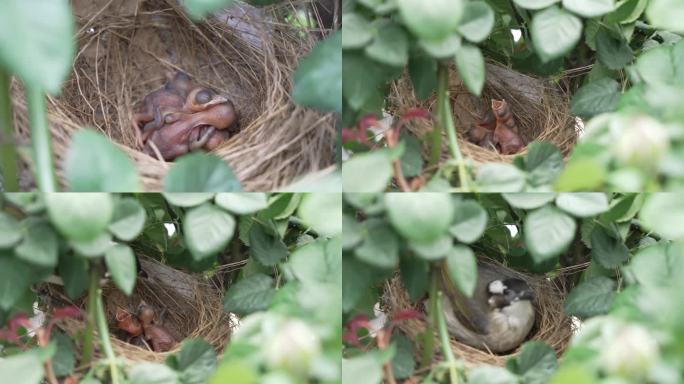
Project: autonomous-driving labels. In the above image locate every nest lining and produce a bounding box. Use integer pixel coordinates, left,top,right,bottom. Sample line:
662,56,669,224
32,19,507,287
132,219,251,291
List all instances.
383,259,574,368
51,257,233,363
11,0,336,191
389,62,579,164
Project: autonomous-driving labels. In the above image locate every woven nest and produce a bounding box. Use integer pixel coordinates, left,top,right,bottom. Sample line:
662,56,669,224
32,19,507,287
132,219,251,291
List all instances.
11,0,335,191
383,259,574,368
389,62,579,164
49,257,233,363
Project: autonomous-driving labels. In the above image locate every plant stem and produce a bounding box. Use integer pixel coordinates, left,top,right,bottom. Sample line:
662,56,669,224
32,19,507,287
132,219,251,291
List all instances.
26,85,57,192
81,266,99,364
420,268,438,369
0,68,19,191
429,74,445,167
436,64,471,191
436,290,460,384
95,283,120,384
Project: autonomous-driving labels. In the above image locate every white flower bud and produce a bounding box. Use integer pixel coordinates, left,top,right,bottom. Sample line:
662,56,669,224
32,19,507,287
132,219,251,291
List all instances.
264,319,321,377
600,324,659,378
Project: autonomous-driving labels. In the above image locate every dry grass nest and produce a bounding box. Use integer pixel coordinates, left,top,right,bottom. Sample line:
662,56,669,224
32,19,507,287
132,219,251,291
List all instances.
11,0,336,191
382,258,574,369
389,62,580,164
47,257,233,363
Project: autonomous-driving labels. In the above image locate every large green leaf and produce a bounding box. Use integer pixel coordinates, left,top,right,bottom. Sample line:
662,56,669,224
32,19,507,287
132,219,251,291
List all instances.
399,134,424,178
249,222,289,266
342,355,384,384
391,334,416,379
0,212,22,248
458,2,495,43
531,7,582,62
639,193,684,240
502,193,556,209
0,255,35,310
556,193,609,218
70,232,113,258
563,0,615,17
215,193,268,215
128,363,179,384
400,257,429,301
646,0,684,34
635,40,684,87
595,28,633,70
45,193,113,241
564,276,615,318
298,193,342,236
223,273,275,315
293,31,342,114
510,341,559,384
0,353,44,384
342,13,373,48
342,256,375,312
184,203,235,260
343,151,393,192
449,199,488,244
570,78,620,119
108,198,146,241
524,205,576,263
409,235,453,260
476,163,526,192
343,214,362,250
51,331,75,378
57,253,89,299
64,130,140,192
525,141,563,187
513,0,560,10
164,193,214,207
164,153,242,192
14,219,58,267
419,34,462,59
554,157,606,191
468,365,518,384
354,219,399,269
606,0,648,23
455,44,485,96
343,51,402,110
365,22,408,67
104,244,137,295
445,245,477,297
169,338,217,384
396,0,464,40
408,54,438,100
0,0,74,94
385,193,454,243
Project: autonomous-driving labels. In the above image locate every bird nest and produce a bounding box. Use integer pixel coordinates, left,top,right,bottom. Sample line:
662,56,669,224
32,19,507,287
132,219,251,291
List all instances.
389,63,579,164
10,0,336,191
48,257,233,363
382,259,574,369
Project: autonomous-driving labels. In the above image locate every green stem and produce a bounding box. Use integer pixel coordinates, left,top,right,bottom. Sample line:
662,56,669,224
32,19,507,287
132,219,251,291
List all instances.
436,290,460,384
26,85,57,192
429,71,445,167
81,267,99,364
437,64,471,191
0,68,19,191
95,283,120,384
420,268,438,369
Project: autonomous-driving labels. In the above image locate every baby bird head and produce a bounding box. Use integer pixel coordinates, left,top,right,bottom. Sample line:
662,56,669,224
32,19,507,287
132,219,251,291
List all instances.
487,278,535,308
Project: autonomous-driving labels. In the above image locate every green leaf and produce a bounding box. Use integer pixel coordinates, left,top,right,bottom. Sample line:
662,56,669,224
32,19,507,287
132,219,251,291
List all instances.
607,0,648,23
400,134,424,178
45,193,113,241
108,198,146,241
343,151,393,192
419,34,463,59
548,366,595,384
170,338,217,384
287,238,341,285
445,245,477,297
563,0,615,17
0,212,22,248
342,355,384,384
343,214,362,250
70,232,113,257
458,2,494,43
0,353,44,384
511,341,559,384
293,31,342,114
14,219,58,267
104,244,137,295
408,54,438,100
64,130,140,192
342,13,373,48
564,276,615,318
476,163,526,192
181,0,236,20
595,27,633,70
513,0,560,10
215,193,268,215
502,193,556,209
570,78,620,119
468,365,518,384
342,256,375,312
627,243,684,287
184,203,236,260
0,255,34,310
635,40,684,87
455,44,485,96
531,7,582,62
396,0,464,40
524,205,576,263
343,51,402,110
355,219,399,269
365,22,408,67
385,193,454,243
298,193,342,236
646,0,684,34
57,253,89,299
209,361,257,384
639,193,684,240
223,273,274,315
391,334,416,379
0,0,74,94
129,362,179,384
51,331,76,377
164,153,242,192
449,199,487,244
164,193,214,207
249,222,289,266
525,141,563,187
400,256,429,301
409,235,453,260
556,193,609,218
554,157,606,191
